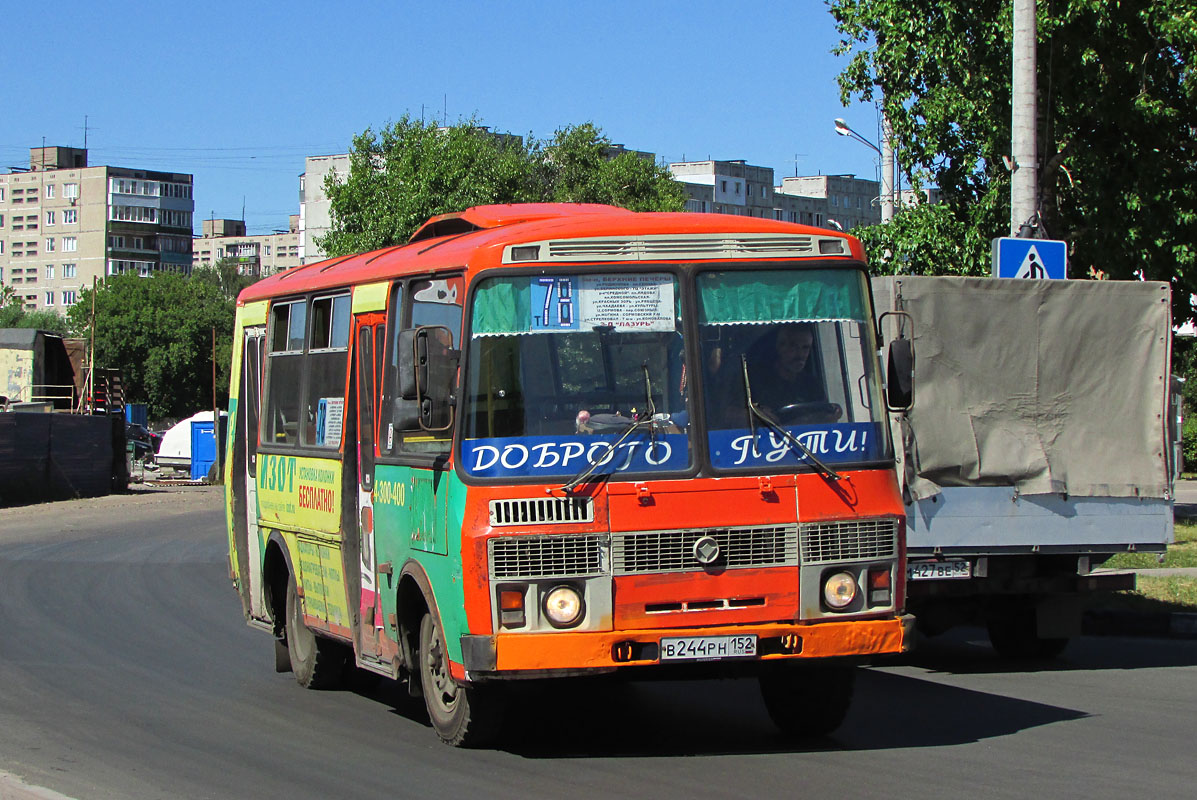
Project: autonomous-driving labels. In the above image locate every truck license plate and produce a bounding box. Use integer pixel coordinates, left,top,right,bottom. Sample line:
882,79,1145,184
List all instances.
908,560,971,580
660,634,758,662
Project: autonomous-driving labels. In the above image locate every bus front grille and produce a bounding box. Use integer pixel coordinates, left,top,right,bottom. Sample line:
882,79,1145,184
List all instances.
489,497,595,526
489,534,608,579
612,525,798,575
799,518,898,564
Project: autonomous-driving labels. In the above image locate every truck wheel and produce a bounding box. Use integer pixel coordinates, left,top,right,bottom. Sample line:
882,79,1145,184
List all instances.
418,611,504,747
759,663,856,738
986,610,1070,660
285,576,346,688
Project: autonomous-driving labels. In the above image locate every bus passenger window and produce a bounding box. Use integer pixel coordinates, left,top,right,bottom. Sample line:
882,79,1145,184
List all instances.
264,299,305,445
303,293,351,448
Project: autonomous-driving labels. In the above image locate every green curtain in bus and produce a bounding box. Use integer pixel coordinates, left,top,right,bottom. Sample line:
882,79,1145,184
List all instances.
697,269,866,324
472,280,533,335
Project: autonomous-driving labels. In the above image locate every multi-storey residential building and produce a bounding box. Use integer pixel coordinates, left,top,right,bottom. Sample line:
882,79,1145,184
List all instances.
297,154,349,264
775,174,880,231
670,160,778,218
0,146,194,313
192,215,301,278
669,160,881,231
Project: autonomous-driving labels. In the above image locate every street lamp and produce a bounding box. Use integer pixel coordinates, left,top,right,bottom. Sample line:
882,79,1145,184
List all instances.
833,117,895,223
834,118,879,154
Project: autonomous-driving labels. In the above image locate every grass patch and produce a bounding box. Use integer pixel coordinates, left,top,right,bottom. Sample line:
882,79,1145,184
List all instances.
1089,575,1197,614
1102,520,1197,569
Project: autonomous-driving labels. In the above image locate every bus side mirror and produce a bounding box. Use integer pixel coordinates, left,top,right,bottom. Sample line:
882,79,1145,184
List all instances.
409,326,459,432
878,311,914,411
886,338,914,410
398,329,419,400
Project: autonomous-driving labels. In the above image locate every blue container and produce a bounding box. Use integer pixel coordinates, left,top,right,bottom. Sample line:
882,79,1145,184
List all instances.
125,403,148,428
190,420,216,481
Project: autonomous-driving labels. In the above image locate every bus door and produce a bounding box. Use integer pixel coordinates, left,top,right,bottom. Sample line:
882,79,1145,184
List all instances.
240,326,267,618
354,313,387,660
405,277,463,559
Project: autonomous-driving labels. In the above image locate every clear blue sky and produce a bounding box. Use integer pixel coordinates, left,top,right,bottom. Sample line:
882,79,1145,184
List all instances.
0,0,881,235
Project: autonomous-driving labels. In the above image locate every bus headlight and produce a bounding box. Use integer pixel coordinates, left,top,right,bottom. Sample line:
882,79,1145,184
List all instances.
822,572,858,610
542,585,585,628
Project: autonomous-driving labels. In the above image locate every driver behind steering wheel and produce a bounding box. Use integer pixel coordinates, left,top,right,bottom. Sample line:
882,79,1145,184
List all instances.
746,323,841,424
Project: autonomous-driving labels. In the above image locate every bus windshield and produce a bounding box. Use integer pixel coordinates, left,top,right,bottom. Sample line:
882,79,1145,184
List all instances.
697,268,890,470
462,272,690,480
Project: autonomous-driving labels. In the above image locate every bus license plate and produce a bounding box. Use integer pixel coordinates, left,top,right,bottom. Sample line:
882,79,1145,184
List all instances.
660,634,757,662
908,560,971,580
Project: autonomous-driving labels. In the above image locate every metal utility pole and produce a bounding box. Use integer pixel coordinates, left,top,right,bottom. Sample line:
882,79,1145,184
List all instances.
880,113,896,223
1010,0,1038,236
835,116,894,223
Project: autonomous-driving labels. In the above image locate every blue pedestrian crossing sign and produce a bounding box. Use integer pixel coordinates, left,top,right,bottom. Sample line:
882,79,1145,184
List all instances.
991,237,1068,279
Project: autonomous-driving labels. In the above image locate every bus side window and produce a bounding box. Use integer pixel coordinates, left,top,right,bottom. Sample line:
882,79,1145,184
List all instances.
302,293,351,448
399,277,462,455
264,299,306,445
378,282,405,456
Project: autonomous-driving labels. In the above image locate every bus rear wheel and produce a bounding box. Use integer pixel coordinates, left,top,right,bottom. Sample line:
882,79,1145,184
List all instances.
758,662,856,739
418,611,504,747
285,576,345,689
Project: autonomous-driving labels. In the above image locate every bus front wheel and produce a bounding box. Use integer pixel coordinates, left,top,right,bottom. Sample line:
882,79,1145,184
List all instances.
418,611,504,747
758,662,856,739
285,576,345,689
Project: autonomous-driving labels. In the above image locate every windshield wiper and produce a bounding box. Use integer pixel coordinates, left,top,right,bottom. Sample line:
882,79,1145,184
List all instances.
740,355,843,482
560,363,660,494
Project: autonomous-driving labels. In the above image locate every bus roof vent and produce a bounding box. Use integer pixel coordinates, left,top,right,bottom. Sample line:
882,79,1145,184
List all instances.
489,497,595,526
508,233,820,263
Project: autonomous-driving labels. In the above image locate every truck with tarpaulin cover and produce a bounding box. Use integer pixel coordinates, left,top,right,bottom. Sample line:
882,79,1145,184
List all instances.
872,275,1175,657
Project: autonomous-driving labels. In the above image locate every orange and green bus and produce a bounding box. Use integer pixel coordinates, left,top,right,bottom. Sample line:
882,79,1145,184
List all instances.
224,203,913,746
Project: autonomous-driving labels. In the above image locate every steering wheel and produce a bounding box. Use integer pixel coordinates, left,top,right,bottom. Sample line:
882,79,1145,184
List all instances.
776,402,842,424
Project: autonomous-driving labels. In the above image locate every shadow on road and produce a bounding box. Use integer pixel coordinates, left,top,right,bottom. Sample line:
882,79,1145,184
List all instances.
896,627,1197,676
348,664,1086,758
338,629,1197,757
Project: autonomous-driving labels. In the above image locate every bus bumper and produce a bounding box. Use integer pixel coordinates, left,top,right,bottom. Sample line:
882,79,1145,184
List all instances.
459,614,914,679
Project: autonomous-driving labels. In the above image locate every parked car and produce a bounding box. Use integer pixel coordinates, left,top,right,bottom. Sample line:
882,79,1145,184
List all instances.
126,423,162,461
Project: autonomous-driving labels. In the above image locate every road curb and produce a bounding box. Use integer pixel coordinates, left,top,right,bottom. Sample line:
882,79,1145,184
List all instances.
1083,610,1197,639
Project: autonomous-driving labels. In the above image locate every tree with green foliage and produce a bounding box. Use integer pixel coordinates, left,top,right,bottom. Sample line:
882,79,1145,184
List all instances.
66,273,235,420
192,257,258,302
0,285,70,335
830,0,1197,319
318,118,686,256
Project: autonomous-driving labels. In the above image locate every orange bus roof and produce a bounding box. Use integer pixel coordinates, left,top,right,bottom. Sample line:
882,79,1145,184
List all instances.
237,203,864,305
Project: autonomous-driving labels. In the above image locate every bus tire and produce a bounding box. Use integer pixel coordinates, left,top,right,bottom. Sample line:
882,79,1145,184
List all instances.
418,611,504,747
759,662,855,738
986,609,1070,660
285,576,345,689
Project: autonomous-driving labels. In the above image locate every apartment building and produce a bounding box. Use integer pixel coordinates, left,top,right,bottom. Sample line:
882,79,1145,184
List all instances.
670,160,778,218
297,154,349,264
775,174,881,231
0,146,194,313
192,216,301,278
669,160,882,231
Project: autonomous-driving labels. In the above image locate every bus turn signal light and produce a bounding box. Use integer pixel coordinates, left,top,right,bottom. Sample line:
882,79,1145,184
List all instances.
499,589,526,628
868,568,892,607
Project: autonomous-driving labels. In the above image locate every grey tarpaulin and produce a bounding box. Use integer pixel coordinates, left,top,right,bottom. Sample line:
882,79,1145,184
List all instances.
872,276,1171,500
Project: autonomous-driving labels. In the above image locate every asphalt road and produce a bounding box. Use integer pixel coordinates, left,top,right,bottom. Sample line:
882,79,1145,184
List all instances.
2,487,1196,800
